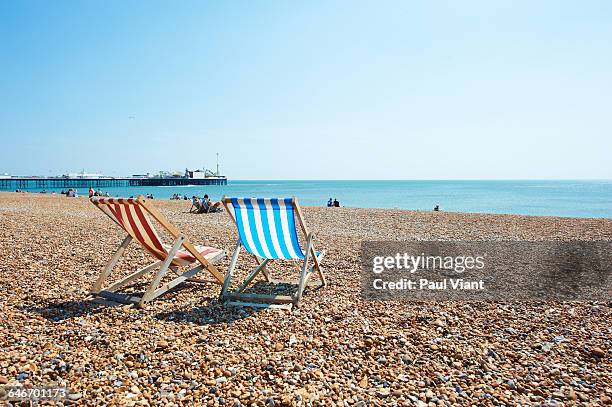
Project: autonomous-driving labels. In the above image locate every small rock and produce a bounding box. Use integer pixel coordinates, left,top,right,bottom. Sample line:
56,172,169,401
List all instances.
591,347,605,358
274,343,284,352
432,319,446,327
68,392,83,401
376,388,389,397
0,376,8,385
540,342,554,352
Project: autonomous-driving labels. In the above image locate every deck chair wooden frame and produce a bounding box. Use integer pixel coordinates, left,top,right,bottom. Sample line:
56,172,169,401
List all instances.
219,197,327,310
90,195,225,307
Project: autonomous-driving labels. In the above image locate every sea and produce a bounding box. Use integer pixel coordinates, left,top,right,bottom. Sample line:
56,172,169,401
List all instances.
12,180,612,219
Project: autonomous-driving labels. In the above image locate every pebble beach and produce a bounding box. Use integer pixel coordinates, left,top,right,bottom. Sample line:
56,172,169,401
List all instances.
0,192,610,405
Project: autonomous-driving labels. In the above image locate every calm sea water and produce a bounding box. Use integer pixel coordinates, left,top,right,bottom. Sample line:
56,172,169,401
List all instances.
13,180,612,219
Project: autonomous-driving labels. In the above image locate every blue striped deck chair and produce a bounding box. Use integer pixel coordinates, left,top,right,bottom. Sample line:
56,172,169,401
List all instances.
219,197,326,310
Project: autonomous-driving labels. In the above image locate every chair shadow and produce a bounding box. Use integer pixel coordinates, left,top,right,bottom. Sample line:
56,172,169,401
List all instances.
21,283,207,322
21,299,113,322
154,299,263,326
154,281,300,326
23,280,311,325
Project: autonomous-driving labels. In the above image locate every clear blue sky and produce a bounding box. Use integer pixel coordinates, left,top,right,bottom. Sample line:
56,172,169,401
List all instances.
1,0,610,179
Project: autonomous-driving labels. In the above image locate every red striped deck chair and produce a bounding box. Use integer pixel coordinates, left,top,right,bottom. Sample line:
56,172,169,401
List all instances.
90,195,225,307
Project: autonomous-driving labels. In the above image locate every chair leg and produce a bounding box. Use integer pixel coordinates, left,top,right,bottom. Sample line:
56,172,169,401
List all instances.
140,235,184,306
309,244,326,287
294,234,314,305
220,240,241,301
101,260,163,293
92,235,132,293
237,259,270,292
260,259,273,282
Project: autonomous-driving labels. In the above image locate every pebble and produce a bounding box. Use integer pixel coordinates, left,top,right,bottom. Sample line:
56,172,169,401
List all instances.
68,392,83,401
0,194,610,405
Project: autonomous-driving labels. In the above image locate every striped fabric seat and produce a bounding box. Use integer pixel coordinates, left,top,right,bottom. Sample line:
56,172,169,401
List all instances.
228,198,305,259
96,198,222,265
90,195,226,307
163,244,223,266
220,196,326,309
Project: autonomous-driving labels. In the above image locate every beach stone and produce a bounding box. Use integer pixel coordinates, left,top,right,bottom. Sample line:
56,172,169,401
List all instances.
540,342,554,352
0,194,611,405
0,376,8,385
432,319,446,327
591,347,605,358
68,392,83,401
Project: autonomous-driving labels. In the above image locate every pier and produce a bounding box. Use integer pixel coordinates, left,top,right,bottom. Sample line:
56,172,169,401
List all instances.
0,176,227,190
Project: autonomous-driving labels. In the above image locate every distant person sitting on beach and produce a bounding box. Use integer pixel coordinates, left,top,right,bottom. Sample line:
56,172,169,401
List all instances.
333,198,340,207
433,205,440,211
190,196,202,213
327,198,333,207
104,192,110,197
200,194,222,213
